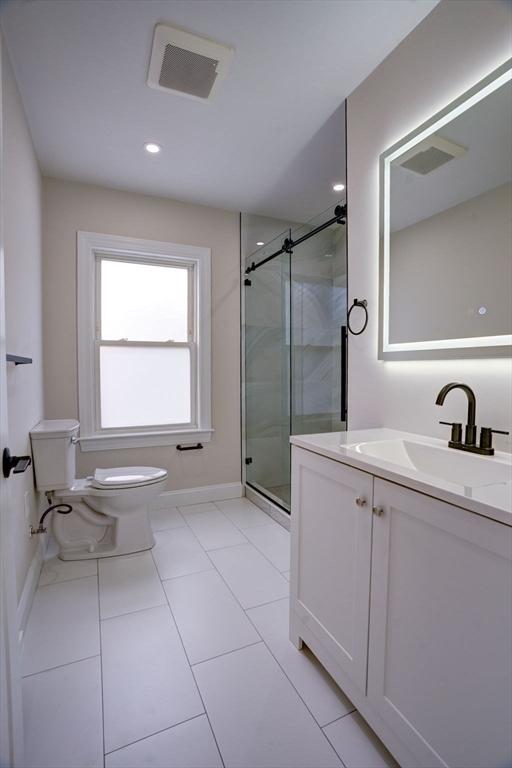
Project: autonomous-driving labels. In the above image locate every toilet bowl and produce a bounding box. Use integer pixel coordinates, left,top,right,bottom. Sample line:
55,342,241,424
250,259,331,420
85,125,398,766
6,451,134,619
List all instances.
30,420,168,560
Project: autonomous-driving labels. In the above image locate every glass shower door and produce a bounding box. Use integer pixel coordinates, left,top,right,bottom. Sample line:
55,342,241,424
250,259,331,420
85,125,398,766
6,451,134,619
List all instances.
290,212,347,440
243,204,347,513
244,236,292,509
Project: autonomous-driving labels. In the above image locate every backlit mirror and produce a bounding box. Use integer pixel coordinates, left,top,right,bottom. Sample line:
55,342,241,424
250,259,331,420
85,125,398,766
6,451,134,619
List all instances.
379,59,512,360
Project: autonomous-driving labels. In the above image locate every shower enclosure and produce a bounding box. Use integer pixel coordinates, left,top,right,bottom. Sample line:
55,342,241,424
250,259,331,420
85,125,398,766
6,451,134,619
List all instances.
242,203,348,512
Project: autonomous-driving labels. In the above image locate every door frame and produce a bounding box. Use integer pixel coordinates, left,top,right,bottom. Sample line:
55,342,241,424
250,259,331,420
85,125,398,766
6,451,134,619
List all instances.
0,36,25,768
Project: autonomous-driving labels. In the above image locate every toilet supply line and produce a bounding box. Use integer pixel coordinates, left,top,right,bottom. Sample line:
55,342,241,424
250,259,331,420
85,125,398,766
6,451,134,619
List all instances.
29,502,72,536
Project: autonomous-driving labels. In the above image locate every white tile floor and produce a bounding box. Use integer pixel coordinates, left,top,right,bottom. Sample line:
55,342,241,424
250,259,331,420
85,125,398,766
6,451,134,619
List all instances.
22,497,398,768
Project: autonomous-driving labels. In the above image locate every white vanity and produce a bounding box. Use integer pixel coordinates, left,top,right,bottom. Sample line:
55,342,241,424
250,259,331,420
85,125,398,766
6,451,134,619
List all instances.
289,428,512,768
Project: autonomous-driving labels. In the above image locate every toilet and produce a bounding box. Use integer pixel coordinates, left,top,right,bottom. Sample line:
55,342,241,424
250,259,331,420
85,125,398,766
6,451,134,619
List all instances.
29,419,168,560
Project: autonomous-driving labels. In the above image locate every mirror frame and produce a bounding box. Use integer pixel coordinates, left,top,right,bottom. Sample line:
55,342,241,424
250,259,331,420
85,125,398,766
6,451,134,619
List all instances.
379,58,512,361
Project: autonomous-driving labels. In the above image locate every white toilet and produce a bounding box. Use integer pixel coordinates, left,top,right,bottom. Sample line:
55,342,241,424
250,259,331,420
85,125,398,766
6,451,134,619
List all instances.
30,419,168,560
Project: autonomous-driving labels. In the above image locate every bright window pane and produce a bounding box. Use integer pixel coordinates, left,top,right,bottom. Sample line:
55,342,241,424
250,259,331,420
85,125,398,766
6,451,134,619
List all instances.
100,259,189,342
100,346,191,428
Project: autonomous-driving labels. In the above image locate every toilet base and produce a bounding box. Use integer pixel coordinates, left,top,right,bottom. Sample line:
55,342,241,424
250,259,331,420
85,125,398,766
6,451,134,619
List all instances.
52,499,156,561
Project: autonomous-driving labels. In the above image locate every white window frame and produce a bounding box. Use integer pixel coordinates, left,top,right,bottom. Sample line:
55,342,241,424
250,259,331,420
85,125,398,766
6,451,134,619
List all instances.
77,231,212,451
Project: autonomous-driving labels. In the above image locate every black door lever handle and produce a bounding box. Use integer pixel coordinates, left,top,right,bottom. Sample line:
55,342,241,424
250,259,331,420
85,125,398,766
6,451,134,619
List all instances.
3,448,32,478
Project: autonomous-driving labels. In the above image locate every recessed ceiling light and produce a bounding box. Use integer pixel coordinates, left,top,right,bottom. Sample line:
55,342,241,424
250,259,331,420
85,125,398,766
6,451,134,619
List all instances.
332,183,345,192
144,142,161,154
256,241,265,246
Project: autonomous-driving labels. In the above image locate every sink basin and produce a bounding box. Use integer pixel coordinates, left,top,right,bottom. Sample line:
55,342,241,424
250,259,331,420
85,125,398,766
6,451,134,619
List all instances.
352,438,512,488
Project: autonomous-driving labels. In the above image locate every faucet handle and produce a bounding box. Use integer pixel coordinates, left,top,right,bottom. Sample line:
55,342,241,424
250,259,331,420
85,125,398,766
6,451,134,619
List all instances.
479,427,510,452
439,421,462,443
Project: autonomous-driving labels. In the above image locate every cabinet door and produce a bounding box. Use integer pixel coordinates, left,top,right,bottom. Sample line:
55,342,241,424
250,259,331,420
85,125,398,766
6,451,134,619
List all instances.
290,447,373,692
369,479,512,768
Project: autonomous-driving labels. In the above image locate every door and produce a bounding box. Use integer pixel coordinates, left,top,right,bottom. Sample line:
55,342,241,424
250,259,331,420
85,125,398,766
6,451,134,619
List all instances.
369,479,512,768
290,208,348,441
0,40,24,768
290,447,372,692
244,234,292,510
242,192,348,515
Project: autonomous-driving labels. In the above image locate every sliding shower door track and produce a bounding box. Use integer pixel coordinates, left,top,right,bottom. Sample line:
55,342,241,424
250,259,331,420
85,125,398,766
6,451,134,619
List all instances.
245,481,291,515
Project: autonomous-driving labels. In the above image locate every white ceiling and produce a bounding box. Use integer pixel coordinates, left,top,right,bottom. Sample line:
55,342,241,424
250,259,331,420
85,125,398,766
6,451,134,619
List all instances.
1,0,439,221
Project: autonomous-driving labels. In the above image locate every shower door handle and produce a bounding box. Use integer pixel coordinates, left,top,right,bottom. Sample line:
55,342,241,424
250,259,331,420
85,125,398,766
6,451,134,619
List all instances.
341,325,347,423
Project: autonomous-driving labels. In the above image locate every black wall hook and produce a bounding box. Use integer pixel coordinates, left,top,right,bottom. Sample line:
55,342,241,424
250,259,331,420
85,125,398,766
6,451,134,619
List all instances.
347,299,369,336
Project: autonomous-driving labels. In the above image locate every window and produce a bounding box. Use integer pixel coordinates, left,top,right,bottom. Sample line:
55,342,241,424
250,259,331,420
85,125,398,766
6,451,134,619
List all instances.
77,232,212,450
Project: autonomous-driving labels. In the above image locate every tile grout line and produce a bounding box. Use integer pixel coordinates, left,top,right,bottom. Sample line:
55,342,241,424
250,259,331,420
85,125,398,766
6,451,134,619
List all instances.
188,530,282,615
213,514,292,576
212,499,282,533
208,535,289,585
186,519,350,749
97,566,107,767
21,653,101,680
242,595,293,611
103,712,207,757
150,547,227,768
150,514,347,765
30,513,348,768
100,600,263,671
189,665,227,768
177,518,285,631
242,537,291,575
242,602,353,751
183,529,346,764
322,728,349,768
180,505,251,550
190,639,264,668
151,525,188,534
34,526,346,766
37,566,99,589
321,711,357,730
100,598,168,624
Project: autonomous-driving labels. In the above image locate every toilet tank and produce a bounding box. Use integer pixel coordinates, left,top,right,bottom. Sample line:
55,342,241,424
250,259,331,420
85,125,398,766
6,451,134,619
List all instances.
30,420,80,491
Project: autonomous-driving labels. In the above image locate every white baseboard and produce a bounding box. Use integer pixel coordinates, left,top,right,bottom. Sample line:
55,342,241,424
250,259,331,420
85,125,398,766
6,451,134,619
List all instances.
245,485,290,531
16,538,46,645
154,482,244,509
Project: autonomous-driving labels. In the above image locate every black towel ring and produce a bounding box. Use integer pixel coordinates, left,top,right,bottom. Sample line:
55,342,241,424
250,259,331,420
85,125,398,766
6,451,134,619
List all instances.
347,299,368,336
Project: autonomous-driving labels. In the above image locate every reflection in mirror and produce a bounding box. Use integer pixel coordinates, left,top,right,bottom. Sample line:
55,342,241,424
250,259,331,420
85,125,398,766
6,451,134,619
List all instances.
380,60,512,359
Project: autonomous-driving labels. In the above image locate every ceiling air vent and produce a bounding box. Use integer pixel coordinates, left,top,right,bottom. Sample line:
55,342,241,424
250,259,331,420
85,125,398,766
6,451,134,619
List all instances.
147,24,233,101
397,135,467,175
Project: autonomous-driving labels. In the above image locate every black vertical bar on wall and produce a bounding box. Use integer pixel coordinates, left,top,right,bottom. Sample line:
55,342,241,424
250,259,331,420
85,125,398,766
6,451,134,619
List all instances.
341,325,348,422
239,212,244,485
342,99,349,427
287,230,293,470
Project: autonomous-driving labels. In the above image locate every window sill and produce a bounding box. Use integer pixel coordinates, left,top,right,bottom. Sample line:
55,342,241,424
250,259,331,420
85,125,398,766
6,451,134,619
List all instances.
78,428,213,452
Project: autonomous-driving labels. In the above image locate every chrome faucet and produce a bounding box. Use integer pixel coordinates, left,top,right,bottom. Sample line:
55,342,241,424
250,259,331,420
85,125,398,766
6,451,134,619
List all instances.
435,382,508,456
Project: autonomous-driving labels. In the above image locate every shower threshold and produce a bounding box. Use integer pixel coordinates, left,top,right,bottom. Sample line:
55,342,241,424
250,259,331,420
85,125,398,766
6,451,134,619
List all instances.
246,481,291,513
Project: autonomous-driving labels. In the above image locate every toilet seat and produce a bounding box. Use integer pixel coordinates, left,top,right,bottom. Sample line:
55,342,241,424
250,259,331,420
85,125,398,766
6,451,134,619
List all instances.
92,466,168,490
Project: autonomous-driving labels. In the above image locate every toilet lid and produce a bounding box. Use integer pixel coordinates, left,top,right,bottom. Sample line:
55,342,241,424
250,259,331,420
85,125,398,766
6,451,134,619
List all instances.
92,467,167,489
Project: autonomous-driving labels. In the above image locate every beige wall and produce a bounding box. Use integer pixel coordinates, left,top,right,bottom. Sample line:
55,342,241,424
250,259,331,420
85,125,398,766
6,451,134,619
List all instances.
347,0,512,447
2,43,45,601
389,182,512,343
42,178,241,489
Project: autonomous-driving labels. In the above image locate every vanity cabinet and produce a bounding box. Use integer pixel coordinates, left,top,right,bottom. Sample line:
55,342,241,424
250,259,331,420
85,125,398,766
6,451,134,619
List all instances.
290,446,512,768
369,478,512,768
290,448,373,691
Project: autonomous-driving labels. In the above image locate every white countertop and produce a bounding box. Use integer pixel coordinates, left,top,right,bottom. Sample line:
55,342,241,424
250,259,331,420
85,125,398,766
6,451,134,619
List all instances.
290,428,512,527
